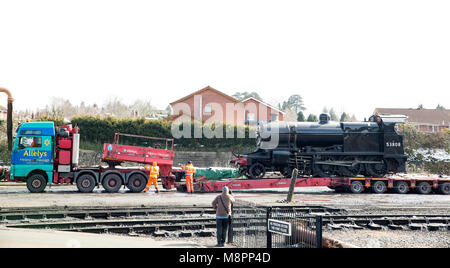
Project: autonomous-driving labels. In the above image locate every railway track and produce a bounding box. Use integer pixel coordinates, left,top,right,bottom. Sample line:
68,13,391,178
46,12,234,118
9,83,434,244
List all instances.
1,206,449,238
0,205,342,222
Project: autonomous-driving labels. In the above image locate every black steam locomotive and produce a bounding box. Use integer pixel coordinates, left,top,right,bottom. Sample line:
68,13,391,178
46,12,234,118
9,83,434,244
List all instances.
232,114,407,179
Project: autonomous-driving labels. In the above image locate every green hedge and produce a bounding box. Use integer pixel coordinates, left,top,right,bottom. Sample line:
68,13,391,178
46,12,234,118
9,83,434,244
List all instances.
70,116,257,152
400,124,450,151
407,161,450,175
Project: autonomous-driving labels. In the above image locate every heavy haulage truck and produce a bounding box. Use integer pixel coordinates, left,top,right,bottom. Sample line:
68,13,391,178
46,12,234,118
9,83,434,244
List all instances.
1,120,449,195
4,121,177,193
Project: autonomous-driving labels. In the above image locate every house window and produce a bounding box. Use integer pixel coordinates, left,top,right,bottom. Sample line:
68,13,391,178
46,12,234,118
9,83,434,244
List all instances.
204,105,212,114
271,114,279,121
247,113,255,121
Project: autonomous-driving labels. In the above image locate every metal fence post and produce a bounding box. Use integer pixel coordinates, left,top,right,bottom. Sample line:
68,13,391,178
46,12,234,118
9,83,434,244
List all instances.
266,207,272,248
315,215,323,248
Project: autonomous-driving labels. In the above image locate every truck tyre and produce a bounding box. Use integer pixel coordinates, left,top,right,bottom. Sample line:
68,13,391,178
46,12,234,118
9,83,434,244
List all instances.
349,181,364,194
27,173,47,193
394,181,409,194
127,174,147,193
76,174,96,193
371,181,387,194
438,183,450,195
415,182,431,194
102,174,123,193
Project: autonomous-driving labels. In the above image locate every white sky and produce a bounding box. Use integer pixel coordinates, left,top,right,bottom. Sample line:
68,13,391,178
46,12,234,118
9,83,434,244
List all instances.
0,0,449,120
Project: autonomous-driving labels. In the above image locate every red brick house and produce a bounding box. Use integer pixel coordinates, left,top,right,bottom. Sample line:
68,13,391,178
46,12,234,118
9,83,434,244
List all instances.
242,97,285,124
374,108,450,132
168,86,285,125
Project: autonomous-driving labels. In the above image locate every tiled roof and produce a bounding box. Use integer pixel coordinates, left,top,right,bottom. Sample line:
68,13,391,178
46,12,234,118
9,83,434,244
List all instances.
374,108,450,125
170,86,240,105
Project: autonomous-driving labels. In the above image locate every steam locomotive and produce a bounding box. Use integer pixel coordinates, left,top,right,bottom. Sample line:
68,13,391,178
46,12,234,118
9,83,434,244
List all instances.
231,114,407,179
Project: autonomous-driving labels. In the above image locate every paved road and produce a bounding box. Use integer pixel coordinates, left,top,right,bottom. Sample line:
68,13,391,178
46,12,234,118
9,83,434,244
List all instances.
0,227,206,248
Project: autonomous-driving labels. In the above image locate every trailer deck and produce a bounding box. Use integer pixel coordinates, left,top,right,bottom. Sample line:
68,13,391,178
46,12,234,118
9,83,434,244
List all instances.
175,174,450,194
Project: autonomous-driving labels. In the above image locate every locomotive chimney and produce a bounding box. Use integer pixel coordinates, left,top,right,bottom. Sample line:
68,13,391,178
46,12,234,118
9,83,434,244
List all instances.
319,113,330,124
0,87,14,151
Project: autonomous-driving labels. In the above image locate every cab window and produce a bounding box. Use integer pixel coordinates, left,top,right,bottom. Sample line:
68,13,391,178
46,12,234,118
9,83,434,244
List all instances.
18,137,42,149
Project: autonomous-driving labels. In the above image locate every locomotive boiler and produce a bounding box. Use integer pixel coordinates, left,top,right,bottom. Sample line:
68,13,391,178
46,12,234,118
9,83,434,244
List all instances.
231,114,407,179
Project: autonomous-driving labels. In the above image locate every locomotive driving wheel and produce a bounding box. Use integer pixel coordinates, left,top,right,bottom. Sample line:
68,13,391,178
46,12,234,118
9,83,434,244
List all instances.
339,156,362,177
248,163,266,179
365,157,388,178
313,156,337,177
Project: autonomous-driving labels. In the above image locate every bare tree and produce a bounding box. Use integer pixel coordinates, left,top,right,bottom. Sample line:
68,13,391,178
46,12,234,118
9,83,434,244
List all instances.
130,99,154,118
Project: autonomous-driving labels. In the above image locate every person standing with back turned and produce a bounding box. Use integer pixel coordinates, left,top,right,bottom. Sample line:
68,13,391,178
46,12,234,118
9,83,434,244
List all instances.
212,186,235,247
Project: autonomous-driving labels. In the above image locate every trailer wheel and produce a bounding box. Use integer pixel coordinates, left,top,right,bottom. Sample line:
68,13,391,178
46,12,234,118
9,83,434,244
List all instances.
371,181,387,194
349,181,364,194
438,183,450,195
127,174,147,193
415,182,431,194
102,174,123,193
76,174,96,193
26,173,47,193
394,181,409,194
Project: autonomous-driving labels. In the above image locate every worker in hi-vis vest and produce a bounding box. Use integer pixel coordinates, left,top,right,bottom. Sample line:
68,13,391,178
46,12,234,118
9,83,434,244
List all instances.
183,161,195,193
144,162,159,193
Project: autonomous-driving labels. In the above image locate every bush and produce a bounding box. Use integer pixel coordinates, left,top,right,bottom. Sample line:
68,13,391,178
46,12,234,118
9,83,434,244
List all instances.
37,116,66,127
408,161,450,175
70,116,257,152
0,143,10,165
400,124,450,153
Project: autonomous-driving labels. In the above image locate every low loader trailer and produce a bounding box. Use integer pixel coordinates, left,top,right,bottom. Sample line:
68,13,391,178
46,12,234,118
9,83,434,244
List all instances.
178,174,450,195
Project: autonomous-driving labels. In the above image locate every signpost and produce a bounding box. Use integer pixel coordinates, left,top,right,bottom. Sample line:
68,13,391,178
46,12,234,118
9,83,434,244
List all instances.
268,219,291,236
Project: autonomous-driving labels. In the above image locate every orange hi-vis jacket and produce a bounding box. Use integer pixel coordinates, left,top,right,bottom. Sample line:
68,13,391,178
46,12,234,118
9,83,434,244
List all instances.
145,165,159,179
149,166,159,179
184,164,195,178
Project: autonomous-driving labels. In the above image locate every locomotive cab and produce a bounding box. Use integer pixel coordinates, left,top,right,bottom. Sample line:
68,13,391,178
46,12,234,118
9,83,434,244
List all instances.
369,114,407,155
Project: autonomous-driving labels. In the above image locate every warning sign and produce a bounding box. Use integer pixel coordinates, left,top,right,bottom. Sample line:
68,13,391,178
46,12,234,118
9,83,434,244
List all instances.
268,219,291,236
